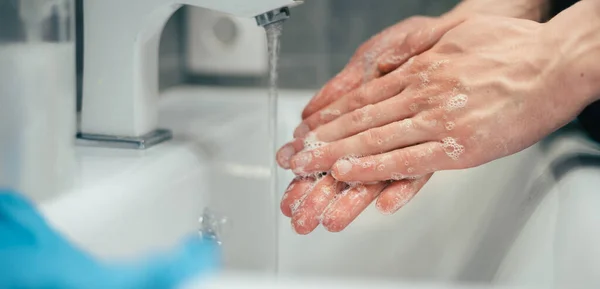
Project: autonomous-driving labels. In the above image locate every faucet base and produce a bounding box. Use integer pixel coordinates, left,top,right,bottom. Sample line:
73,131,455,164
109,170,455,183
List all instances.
76,129,173,150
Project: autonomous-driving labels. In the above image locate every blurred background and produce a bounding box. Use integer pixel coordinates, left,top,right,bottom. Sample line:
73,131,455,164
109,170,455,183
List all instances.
74,0,461,110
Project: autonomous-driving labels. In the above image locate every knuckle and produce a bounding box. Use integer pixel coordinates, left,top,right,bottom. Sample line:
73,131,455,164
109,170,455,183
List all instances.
392,151,410,168
360,129,385,150
349,108,366,126
347,88,370,110
318,145,337,163
412,113,440,135
409,115,427,131
405,32,423,51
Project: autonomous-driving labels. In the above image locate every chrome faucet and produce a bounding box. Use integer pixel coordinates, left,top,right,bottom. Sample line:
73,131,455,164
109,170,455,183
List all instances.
78,0,302,149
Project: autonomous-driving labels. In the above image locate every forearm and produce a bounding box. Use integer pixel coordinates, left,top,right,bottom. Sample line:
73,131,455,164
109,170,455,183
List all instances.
444,0,549,21
545,0,600,107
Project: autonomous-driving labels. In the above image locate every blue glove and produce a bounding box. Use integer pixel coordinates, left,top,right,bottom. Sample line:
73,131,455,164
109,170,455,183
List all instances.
0,189,220,289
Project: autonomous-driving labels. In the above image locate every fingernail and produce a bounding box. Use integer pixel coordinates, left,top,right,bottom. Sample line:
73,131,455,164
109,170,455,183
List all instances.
292,152,312,171
277,144,296,169
334,159,353,176
294,123,310,138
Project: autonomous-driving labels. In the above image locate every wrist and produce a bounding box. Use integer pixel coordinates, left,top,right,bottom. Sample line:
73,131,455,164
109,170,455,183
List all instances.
443,0,548,21
544,0,600,107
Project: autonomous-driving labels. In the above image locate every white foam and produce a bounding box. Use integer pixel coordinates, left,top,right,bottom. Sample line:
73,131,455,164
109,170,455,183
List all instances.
346,181,363,187
361,159,377,168
320,108,342,119
303,132,327,151
359,105,374,124
409,103,419,112
335,159,353,176
419,72,430,87
427,59,449,71
445,94,468,111
313,149,324,158
445,121,456,131
397,119,414,131
391,172,405,180
441,137,465,160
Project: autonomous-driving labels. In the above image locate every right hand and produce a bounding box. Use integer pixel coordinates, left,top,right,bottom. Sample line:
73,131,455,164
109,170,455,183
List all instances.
280,174,433,234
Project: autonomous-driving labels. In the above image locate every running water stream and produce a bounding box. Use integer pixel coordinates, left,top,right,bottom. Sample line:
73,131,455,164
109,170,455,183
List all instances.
264,21,284,273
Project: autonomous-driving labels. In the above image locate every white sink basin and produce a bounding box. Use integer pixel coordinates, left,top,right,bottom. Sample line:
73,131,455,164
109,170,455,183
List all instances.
39,86,600,288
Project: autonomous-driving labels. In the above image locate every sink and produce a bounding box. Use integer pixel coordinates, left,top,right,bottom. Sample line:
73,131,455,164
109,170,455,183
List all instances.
38,85,600,288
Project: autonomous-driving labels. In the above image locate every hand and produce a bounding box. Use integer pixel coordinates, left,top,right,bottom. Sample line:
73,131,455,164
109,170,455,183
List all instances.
280,174,432,234
276,17,453,235
289,0,548,141
0,190,219,289
276,16,457,234
289,16,583,183
291,16,456,142
278,0,551,234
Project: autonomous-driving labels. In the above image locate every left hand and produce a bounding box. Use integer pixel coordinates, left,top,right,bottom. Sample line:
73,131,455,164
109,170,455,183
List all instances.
287,15,587,183
280,173,432,234
0,190,219,289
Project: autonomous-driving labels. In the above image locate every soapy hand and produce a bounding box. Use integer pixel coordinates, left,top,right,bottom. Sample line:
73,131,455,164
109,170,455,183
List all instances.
278,14,593,234
293,16,457,140
280,173,432,234
286,15,590,197
277,1,553,235
287,16,582,181
276,15,460,234
0,189,219,289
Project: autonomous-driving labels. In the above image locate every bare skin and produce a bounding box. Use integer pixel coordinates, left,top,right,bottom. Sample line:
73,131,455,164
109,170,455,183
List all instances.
277,0,558,234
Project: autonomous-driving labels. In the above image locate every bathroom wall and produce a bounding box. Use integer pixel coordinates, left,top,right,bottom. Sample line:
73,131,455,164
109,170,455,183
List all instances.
75,0,461,110
159,0,460,91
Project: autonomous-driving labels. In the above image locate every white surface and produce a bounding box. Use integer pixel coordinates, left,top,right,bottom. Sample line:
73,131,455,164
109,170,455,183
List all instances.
41,141,210,259
80,0,300,137
183,272,534,289
186,8,268,75
44,86,600,288
0,43,76,202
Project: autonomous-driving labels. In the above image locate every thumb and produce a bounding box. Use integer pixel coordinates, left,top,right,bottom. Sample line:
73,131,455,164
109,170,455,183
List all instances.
104,235,221,289
376,17,464,74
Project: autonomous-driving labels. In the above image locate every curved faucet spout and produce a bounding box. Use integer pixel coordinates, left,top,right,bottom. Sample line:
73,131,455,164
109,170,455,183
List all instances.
79,0,303,149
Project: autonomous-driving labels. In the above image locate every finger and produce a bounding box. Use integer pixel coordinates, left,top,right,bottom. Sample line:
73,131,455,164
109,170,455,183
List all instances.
276,138,305,169
377,17,464,74
280,177,315,218
299,28,405,121
376,173,433,215
331,140,464,183
301,16,438,120
301,67,364,120
321,182,388,232
294,68,411,139
290,117,435,176
291,174,342,235
309,85,431,143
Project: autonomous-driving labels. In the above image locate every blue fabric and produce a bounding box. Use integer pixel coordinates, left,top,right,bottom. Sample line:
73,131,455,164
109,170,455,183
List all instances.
0,189,220,289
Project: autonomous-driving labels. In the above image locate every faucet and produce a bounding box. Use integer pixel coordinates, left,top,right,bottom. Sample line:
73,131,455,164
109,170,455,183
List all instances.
78,0,302,149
